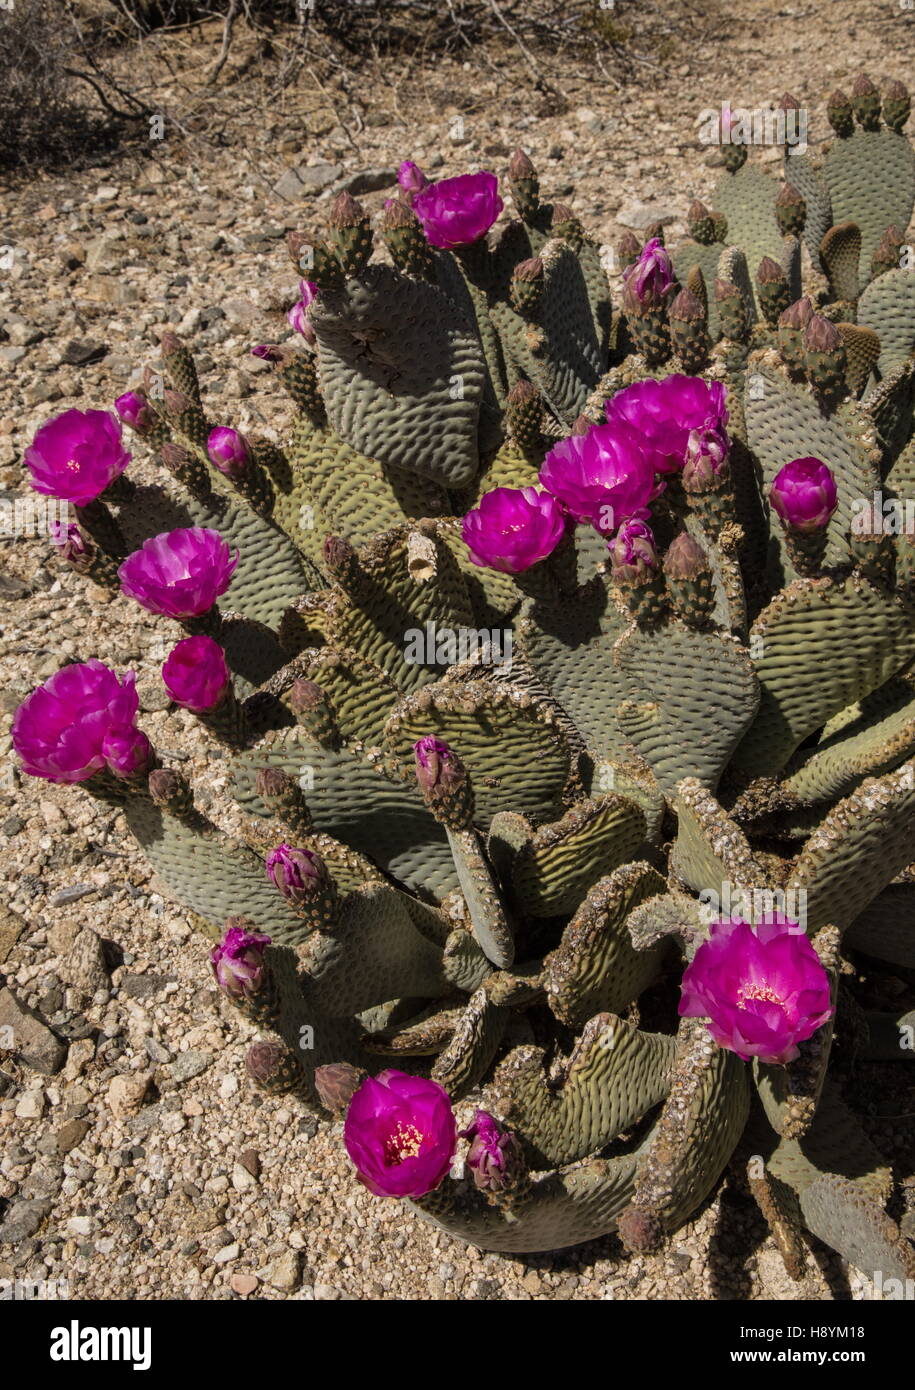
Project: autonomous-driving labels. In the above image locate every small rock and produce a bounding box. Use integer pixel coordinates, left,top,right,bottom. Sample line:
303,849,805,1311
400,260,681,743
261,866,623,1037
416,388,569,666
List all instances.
615,199,678,231
274,163,343,199
0,905,25,963
0,987,67,1074
168,1049,212,1083
335,167,398,196
213,1242,239,1265
15,1090,46,1120
56,1118,90,1154
107,1071,153,1120
238,1149,260,1179
121,972,172,1000
62,340,107,367
232,1162,256,1192
231,1273,258,1296
0,1198,52,1244
264,1249,301,1291
48,920,80,955
65,929,109,995
313,1282,339,1301
49,885,97,907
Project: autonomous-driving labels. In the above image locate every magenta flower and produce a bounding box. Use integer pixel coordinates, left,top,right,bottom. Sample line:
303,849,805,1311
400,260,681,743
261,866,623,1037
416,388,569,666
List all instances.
679,916,834,1065
12,661,139,783
539,420,660,531
344,1069,457,1198
461,486,566,573
49,521,87,563
770,457,838,533
412,171,504,249
101,722,154,779
161,635,230,712
398,160,428,198
460,1110,524,1195
265,844,324,906
207,427,251,479
287,280,318,341
210,924,271,1001
608,517,659,574
25,409,131,507
114,390,154,434
118,527,238,619
621,236,674,309
604,376,729,475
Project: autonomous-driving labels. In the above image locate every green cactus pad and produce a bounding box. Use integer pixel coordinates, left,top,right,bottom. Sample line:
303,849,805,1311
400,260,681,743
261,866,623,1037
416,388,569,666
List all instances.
822,128,915,284
669,778,765,896
787,761,915,933
490,240,603,424
545,862,667,1024
858,269,915,377
309,265,485,488
782,148,832,272
298,882,451,1014
487,1013,676,1168
613,623,760,801
504,795,647,918
733,574,915,779
385,679,573,824
783,676,915,804
431,987,508,1097
233,728,460,901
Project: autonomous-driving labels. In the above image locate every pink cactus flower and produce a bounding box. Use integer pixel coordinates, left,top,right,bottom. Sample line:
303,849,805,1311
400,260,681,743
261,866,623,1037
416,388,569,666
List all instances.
604,376,730,474
161,635,230,713
461,485,566,573
412,171,503,249
770,457,838,533
25,409,131,507
12,661,139,783
344,1069,457,1198
118,527,238,619
678,915,834,1065
539,420,660,531
210,925,271,1001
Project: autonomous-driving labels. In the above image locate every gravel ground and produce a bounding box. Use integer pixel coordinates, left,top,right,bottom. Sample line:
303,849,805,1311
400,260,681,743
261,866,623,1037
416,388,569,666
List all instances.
1,0,914,1301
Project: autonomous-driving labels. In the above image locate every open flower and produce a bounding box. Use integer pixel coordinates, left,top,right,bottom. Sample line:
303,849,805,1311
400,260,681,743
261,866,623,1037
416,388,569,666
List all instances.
679,915,834,1065
25,409,131,507
604,376,729,474
412,171,503,249
461,486,566,572
101,723,154,779
12,660,138,783
344,1069,457,1198
539,420,659,531
770,457,838,533
118,527,238,619
621,236,674,309
210,924,271,1001
161,635,230,712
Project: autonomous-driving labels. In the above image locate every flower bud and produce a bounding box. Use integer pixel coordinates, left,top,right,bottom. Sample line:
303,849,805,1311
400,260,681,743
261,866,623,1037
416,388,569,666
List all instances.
413,736,474,826
826,88,854,137
616,230,641,269
114,389,154,434
774,182,806,238
664,532,709,582
314,1062,366,1116
851,73,881,129
397,160,428,198
265,843,324,905
687,200,715,244
460,1110,526,1198
682,429,730,493
210,922,271,1001
755,255,790,326
770,457,838,533
207,426,251,479
882,78,911,133
508,148,540,221
50,520,88,564
608,518,659,584
101,723,155,780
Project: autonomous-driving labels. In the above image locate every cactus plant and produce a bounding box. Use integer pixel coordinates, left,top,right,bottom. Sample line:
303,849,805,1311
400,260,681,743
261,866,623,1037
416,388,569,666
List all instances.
13,97,915,1292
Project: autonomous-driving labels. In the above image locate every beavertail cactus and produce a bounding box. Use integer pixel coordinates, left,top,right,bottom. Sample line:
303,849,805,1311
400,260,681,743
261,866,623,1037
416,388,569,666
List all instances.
12,100,915,1291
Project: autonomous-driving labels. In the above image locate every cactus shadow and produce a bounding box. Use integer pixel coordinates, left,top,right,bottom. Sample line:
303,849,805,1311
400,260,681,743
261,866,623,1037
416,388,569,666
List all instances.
705,1178,765,1299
